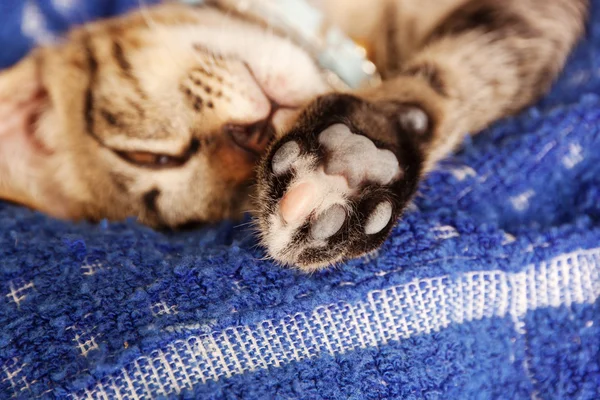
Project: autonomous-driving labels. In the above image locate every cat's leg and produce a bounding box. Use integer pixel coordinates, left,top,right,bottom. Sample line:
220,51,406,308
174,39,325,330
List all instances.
256,0,588,271
369,0,589,170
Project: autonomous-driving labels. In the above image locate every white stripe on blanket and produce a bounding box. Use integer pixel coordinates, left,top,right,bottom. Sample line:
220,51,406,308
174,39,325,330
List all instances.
73,248,600,399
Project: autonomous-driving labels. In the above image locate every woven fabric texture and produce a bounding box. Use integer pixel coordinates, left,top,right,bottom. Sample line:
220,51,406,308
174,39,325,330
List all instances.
1,1,599,399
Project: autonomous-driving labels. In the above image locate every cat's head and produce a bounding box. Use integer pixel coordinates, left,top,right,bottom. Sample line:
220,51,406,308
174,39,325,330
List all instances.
0,3,329,227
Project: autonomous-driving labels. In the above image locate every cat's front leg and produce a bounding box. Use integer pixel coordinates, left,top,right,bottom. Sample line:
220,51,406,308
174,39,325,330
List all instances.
255,85,439,271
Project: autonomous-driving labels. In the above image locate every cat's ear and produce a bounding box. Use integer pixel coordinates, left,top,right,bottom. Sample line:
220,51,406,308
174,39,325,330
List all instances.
0,53,73,218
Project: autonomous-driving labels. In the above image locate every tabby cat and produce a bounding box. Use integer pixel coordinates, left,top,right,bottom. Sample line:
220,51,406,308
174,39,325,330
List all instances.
0,0,589,271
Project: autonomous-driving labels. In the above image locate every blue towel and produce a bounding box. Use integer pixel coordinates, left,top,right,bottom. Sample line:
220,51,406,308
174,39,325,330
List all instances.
1,1,599,399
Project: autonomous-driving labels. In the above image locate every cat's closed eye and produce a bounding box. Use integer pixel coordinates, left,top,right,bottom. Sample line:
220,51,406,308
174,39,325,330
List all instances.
114,138,202,169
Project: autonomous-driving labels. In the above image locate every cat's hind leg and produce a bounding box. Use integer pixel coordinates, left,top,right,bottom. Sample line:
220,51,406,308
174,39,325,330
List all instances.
256,0,588,271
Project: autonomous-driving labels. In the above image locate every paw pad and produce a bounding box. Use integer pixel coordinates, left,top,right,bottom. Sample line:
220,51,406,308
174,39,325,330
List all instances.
398,106,429,135
272,141,301,176
318,124,401,187
279,181,318,224
311,204,346,240
364,201,393,235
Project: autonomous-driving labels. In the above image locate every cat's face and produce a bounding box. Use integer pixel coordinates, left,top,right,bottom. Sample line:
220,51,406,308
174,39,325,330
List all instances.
0,4,329,227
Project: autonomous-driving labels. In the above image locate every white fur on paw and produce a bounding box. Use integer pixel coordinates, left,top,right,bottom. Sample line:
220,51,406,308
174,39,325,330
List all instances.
272,141,301,176
364,201,392,235
318,124,401,187
311,204,346,240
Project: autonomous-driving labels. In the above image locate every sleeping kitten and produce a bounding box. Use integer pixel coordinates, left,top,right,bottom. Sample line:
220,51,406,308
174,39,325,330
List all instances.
0,0,588,271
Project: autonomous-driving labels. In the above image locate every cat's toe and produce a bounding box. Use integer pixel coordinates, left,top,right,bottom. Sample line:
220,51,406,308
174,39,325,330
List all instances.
364,201,393,235
398,105,430,136
271,140,301,176
279,181,319,224
310,203,346,240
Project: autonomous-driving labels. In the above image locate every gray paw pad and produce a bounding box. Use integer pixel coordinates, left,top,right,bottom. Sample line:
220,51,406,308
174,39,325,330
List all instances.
399,107,429,135
318,124,401,187
311,204,346,240
272,141,301,176
364,201,392,235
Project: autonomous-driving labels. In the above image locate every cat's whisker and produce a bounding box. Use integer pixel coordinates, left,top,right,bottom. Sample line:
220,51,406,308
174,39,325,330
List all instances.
233,221,255,229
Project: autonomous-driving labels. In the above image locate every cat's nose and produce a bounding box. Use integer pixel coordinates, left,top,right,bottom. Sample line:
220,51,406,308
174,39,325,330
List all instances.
224,119,274,155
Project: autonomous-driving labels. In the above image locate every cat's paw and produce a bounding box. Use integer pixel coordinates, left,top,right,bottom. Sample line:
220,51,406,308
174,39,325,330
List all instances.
256,94,430,271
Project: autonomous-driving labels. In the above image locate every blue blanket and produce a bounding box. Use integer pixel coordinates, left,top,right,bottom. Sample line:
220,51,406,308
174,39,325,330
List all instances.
1,1,599,399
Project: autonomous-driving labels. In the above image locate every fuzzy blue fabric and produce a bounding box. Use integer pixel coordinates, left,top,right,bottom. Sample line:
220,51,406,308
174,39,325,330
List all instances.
1,1,600,399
